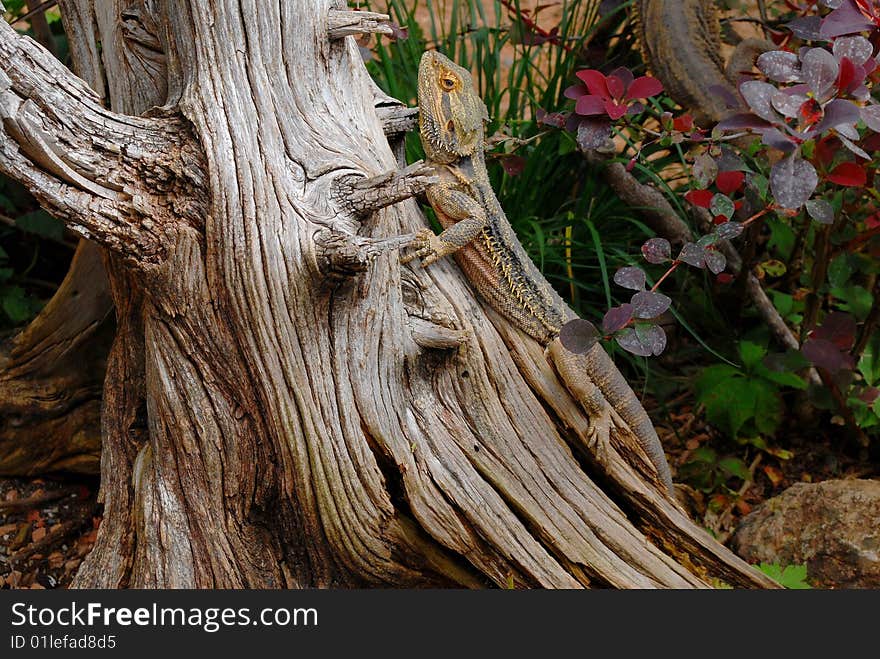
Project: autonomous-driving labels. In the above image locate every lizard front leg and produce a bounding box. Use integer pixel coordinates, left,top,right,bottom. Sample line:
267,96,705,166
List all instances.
402,184,487,267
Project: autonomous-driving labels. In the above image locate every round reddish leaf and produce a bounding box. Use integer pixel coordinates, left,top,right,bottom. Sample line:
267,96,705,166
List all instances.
631,291,672,319
684,189,714,208
606,74,626,100
603,303,634,333
614,266,647,291
673,114,694,132
559,319,601,355
826,162,867,187
575,95,606,116
603,100,628,120
626,75,663,100
716,170,745,194
641,237,671,264
575,69,609,97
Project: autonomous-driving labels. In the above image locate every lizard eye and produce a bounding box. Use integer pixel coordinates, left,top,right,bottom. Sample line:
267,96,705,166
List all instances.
440,77,457,91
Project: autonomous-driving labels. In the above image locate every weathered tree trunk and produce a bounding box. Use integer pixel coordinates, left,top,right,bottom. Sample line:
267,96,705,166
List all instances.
0,0,777,588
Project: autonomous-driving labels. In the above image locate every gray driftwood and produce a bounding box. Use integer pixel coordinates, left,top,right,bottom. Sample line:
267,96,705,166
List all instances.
0,0,776,589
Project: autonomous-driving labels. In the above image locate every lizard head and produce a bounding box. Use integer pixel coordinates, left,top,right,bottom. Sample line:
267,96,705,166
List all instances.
418,50,489,162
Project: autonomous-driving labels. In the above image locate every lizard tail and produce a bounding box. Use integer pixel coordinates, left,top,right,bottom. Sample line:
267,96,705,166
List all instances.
548,338,674,496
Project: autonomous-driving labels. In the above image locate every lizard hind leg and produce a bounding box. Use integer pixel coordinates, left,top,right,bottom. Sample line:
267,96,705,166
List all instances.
546,338,675,497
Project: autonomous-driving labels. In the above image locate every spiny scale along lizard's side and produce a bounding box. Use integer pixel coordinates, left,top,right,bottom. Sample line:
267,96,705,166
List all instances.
403,51,674,495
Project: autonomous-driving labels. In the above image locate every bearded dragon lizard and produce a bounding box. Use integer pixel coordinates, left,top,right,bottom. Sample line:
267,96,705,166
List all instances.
403,51,674,495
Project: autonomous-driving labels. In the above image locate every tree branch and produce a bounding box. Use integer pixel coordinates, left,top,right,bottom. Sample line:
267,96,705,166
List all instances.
0,16,205,265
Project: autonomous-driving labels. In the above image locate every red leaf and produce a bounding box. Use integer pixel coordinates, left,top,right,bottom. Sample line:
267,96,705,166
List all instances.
826,162,867,187
575,69,608,98
575,95,606,116
563,83,587,100
684,189,714,208
837,56,857,93
815,136,839,168
716,273,734,284
606,74,625,100
798,98,823,126
716,170,745,194
673,114,694,132
603,100,628,120
626,75,664,100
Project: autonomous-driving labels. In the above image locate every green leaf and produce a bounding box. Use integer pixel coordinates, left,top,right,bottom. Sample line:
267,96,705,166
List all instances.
1,286,33,323
756,366,807,390
766,216,795,260
858,333,880,386
710,193,735,220
830,285,873,321
828,254,855,289
754,380,782,435
718,457,751,480
758,563,811,589
0,268,13,282
16,209,64,242
689,446,717,464
738,341,766,371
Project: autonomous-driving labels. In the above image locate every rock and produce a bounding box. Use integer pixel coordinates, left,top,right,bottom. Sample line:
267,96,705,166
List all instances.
732,479,880,589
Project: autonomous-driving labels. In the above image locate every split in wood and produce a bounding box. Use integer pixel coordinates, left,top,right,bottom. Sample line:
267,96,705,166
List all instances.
315,229,415,282
333,160,437,217
1,95,124,200
327,9,394,40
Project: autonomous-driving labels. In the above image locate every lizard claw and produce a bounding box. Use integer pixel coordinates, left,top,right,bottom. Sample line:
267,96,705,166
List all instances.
401,228,456,267
587,408,612,466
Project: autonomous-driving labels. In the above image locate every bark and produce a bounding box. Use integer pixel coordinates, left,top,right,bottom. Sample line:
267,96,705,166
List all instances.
0,0,777,589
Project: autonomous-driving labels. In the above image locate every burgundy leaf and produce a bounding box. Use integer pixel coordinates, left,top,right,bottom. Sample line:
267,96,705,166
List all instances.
820,3,876,39
606,74,626,100
631,291,672,319
641,237,671,264
575,94,606,116
760,127,797,153
715,221,744,240
704,249,727,275
770,156,818,210
801,338,855,373
678,242,707,269
786,16,823,41
860,103,880,131
563,83,587,100
603,303,634,332
609,66,635,89
614,266,647,291
500,155,526,177
740,81,780,122
801,47,840,96
716,112,773,132
559,319,601,355
626,76,664,100
833,35,874,66
576,69,609,97
576,118,612,151
757,50,801,82
615,327,652,357
815,98,861,133
772,90,809,118
636,324,667,356
603,100,628,120
812,311,858,350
